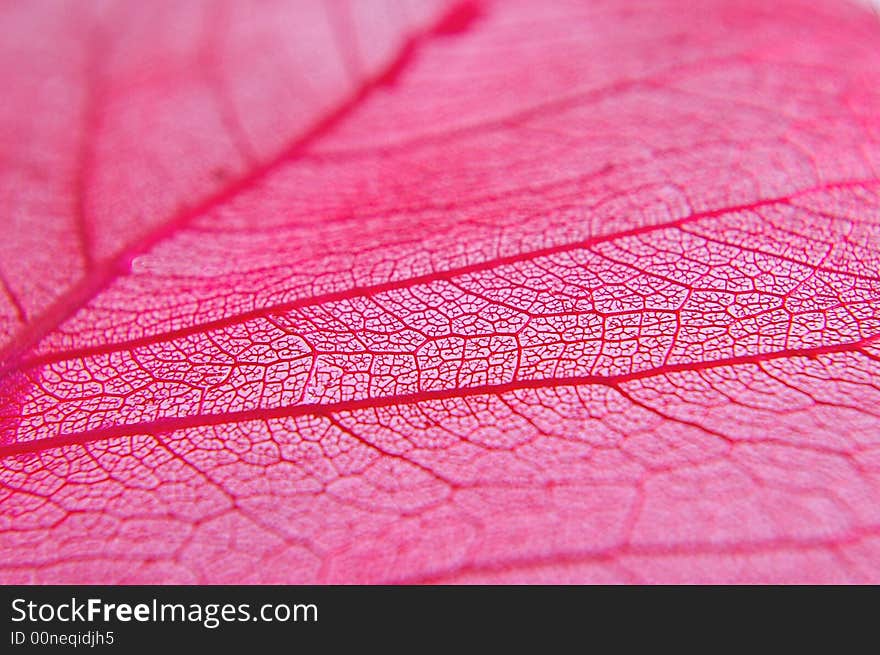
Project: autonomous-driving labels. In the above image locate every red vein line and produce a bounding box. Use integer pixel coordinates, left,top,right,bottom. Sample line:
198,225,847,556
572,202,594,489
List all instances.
0,1,483,375
2,332,876,460
303,53,755,161
680,225,880,283
397,528,880,584
11,176,877,372
200,0,258,165
325,0,362,84
0,270,26,323
72,24,106,272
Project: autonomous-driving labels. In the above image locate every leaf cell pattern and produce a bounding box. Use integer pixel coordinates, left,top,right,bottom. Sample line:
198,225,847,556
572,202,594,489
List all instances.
1,0,880,583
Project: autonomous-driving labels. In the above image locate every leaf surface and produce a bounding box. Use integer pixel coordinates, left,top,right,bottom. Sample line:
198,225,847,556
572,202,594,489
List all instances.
2,0,880,583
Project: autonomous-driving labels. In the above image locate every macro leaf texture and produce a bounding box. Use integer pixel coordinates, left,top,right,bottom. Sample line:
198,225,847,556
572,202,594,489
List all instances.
2,0,880,583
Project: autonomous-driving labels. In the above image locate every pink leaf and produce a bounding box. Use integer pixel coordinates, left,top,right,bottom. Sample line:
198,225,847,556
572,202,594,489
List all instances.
1,0,880,583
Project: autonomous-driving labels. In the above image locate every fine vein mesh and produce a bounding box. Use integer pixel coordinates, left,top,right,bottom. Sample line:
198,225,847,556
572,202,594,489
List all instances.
1,0,879,584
